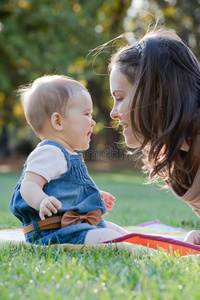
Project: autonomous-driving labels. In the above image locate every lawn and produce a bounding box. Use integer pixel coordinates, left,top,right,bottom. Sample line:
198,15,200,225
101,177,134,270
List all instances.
0,168,200,300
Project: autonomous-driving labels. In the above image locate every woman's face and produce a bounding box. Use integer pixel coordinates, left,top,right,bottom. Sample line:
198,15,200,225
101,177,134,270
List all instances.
110,64,143,148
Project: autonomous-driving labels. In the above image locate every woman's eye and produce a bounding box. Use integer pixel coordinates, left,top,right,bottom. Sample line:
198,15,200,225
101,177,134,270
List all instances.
116,97,123,102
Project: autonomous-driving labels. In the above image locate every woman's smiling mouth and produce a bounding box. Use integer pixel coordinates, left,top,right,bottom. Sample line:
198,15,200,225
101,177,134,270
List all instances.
119,121,129,130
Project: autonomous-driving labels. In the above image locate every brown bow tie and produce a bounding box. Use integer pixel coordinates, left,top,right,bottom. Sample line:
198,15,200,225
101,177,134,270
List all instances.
61,209,101,227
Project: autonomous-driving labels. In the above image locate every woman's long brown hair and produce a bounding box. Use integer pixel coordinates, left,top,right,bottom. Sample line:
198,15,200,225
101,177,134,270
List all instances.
109,29,200,192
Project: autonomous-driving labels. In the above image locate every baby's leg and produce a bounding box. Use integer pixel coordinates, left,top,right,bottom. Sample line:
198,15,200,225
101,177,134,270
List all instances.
84,221,129,245
84,228,122,244
104,220,129,235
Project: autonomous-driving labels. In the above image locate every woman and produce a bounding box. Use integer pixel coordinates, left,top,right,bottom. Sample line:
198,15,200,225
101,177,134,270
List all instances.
108,28,200,244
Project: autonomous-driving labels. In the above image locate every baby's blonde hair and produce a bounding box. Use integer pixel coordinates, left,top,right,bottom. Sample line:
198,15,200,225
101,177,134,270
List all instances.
19,75,87,134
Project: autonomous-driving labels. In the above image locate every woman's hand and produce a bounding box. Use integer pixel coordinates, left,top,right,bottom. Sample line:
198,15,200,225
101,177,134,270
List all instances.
100,190,116,215
184,230,200,245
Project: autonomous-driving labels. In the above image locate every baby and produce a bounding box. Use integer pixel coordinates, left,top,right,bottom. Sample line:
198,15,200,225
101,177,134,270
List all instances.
10,75,129,245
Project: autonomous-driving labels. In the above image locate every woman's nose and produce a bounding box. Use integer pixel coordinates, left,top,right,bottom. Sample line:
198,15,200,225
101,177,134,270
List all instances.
110,105,119,120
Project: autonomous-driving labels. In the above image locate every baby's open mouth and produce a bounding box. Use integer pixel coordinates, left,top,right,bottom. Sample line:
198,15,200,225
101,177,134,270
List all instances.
87,131,92,137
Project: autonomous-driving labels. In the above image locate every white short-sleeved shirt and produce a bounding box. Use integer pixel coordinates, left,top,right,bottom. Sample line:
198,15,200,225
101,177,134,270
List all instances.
25,144,76,182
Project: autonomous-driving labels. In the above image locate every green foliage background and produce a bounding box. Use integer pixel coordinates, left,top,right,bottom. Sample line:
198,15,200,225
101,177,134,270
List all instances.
0,0,199,155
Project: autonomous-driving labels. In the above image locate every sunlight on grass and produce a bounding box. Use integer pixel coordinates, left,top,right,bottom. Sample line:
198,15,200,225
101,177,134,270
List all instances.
1,170,200,299
0,242,200,300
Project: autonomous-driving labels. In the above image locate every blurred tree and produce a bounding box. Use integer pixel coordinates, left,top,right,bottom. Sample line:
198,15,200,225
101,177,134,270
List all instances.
125,0,200,60
0,0,199,157
155,0,200,58
0,0,130,156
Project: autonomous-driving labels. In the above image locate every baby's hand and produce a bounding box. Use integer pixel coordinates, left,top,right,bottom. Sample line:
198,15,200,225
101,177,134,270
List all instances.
184,230,200,245
100,190,116,215
39,196,62,220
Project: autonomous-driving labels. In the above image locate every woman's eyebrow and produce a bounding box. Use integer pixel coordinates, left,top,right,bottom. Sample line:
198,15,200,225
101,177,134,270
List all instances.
112,90,124,96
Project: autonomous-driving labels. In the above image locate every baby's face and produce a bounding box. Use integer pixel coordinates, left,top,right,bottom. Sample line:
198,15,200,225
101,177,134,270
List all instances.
61,90,96,151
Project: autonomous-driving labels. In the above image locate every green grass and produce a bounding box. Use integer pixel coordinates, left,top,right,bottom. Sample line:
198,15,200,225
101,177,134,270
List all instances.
0,169,200,300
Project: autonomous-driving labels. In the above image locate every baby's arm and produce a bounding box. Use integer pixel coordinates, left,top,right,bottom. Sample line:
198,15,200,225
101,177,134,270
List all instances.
99,190,115,215
184,230,200,245
20,172,62,220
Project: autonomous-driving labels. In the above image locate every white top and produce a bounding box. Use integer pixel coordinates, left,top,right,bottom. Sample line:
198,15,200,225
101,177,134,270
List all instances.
25,144,76,182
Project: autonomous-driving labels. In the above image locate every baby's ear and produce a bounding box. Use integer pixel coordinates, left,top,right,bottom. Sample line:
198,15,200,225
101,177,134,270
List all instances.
51,112,63,131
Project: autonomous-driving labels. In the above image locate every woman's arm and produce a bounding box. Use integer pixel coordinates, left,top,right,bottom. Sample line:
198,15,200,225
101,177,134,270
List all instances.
184,230,200,245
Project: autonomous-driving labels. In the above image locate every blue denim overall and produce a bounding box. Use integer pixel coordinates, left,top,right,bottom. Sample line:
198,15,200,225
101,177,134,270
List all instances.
9,140,107,244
